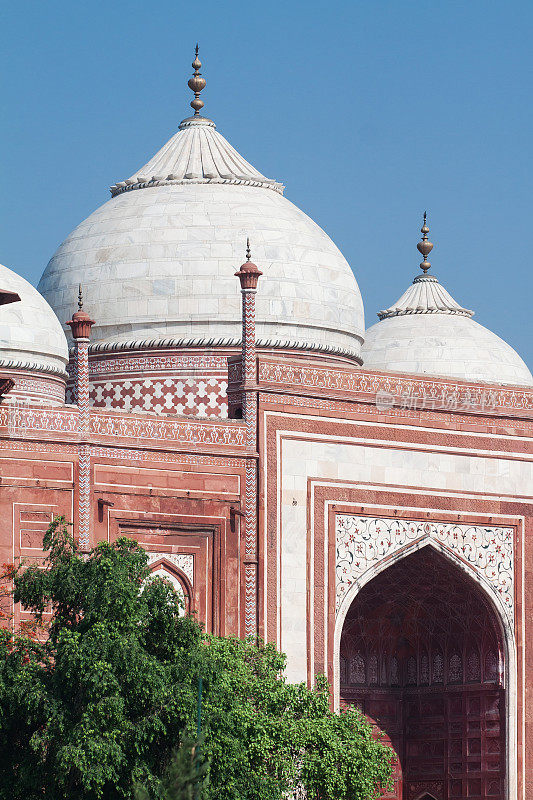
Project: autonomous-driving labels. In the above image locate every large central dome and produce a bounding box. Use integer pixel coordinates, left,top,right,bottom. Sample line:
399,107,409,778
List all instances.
38,73,364,362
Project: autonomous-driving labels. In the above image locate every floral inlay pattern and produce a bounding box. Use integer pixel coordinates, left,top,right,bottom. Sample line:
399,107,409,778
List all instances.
146,552,194,586
335,516,514,624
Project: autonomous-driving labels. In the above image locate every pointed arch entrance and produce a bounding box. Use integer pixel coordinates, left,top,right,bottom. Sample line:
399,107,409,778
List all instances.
339,547,506,800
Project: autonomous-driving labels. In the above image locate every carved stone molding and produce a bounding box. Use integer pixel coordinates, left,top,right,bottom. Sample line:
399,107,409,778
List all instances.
259,362,533,415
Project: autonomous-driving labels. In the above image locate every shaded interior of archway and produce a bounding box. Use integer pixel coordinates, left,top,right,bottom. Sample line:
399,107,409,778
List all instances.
340,546,505,800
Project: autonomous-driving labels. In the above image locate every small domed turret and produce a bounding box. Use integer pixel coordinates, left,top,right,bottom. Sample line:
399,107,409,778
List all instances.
362,215,532,386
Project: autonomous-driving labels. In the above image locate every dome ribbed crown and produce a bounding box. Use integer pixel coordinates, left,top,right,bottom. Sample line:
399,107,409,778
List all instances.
110,116,284,196
378,273,474,319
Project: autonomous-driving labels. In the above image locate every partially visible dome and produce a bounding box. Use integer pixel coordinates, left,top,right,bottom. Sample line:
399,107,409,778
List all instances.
0,262,68,376
363,311,532,386
362,219,532,387
37,59,364,362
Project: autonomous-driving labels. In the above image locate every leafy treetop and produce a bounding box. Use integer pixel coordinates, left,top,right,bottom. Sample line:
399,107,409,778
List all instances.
0,516,393,800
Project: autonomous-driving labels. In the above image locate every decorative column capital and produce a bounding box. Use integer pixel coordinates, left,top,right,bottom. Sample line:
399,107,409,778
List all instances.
66,313,95,341
235,238,263,291
66,285,95,340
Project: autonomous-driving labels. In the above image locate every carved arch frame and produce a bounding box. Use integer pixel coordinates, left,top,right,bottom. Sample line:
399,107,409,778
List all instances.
148,557,194,615
333,536,517,800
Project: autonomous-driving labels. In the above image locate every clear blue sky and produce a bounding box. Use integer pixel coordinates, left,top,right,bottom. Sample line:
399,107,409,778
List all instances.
1,0,531,367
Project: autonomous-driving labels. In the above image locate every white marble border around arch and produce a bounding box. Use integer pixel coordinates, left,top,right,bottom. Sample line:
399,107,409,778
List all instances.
270,422,531,796
145,552,194,586
333,533,518,800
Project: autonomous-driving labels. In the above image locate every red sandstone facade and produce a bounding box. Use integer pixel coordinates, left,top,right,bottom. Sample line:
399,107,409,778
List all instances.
3,45,530,797
0,258,531,800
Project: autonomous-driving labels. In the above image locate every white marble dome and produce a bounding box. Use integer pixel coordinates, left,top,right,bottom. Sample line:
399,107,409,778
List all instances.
0,261,68,376
362,273,532,386
38,115,364,361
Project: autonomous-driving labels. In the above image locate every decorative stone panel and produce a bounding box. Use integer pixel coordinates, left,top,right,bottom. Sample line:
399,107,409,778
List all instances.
66,352,231,418
89,376,228,417
335,516,514,626
3,373,66,407
145,552,194,586
258,360,533,415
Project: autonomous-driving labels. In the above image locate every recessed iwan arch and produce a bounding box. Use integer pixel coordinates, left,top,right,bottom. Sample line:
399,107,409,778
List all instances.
333,536,518,800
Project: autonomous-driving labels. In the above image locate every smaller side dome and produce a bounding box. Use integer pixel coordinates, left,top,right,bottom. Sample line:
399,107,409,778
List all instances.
362,217,532,387
0,262,68,405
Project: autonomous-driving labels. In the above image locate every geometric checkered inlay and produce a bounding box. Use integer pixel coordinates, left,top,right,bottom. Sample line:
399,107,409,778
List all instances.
90,376,228,418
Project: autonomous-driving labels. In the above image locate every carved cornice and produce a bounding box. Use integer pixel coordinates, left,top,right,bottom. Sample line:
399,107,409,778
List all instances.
0,405,246,450
83,336,363,363
257,361,533,416
89,412,246,447
0,357,68,379
86,352,228,377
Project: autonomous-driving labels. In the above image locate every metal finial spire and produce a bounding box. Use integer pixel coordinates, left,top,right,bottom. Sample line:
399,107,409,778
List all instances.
188,43,206,116
78,284,83,311
246,237,252,262
417,211,433,273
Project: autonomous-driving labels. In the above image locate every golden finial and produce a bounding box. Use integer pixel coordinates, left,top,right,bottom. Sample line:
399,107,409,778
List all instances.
188,43,206,116
78,284,83,311
246,237,252,262
417,211,433,273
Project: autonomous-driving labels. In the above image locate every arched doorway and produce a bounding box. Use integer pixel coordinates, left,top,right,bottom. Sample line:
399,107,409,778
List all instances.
340,547,506,800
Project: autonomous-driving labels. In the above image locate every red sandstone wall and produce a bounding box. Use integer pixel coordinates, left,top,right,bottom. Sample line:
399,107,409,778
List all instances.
0,406,249,638
253,355,533,799
1,355,532,796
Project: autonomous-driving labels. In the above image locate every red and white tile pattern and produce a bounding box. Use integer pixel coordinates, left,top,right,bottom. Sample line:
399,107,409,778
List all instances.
66,350,232,418
90,376,228,417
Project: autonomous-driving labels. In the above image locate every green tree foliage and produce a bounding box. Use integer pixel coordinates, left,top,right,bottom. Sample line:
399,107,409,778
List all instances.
0,516,393,800
135,735,209,800
197,637,392,800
